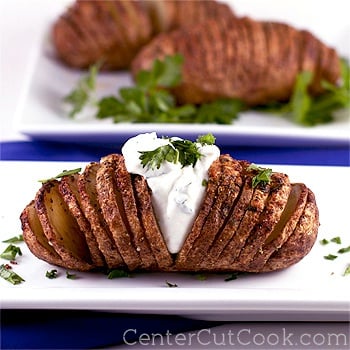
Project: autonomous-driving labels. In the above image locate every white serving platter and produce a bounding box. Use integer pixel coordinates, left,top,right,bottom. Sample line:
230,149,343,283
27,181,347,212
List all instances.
12,0,350,147
0,161,349,321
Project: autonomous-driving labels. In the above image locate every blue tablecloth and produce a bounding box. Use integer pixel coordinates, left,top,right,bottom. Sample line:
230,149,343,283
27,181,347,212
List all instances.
1,140,349,165
1,140,349,349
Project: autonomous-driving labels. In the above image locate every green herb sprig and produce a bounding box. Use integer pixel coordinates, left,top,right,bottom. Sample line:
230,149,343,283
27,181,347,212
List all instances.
46,269,58,279
64,62,101,117
0,264,25,285
65,55,349,127
2,235,24,243
65,55,241,124
139,133,215,170
247,164,272,188
38,168,82,184
343,265,350,276
257,58,350,126
107,269,131,279
0,244,22,260
319,235,350,276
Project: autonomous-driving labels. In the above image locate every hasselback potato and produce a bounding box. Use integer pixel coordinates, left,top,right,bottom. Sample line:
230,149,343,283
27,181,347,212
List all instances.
131,15,341,106
20,136,319,273
52,0,234,70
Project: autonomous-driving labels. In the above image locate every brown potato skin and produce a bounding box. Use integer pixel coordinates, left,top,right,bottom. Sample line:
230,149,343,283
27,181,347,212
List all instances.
259,189,319,272
131,16,340,106
52,0,235,70
21,201,64,268
20,154,320,274
34,181,94,271
59,174,105,267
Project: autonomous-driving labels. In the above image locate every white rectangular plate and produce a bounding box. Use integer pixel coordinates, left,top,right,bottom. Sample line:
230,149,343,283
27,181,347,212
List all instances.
0,161,349,321
13,0,350,146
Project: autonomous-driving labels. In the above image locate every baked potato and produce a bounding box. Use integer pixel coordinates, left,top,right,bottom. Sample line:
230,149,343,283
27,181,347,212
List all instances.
52,0,234,70
20,146,319,273
131,15,340,106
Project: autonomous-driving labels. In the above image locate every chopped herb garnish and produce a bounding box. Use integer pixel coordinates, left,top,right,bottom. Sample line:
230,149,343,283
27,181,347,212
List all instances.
139,134,215,170
0,264,25,285
247,164,272,188
46,269,58,279
319,238,329,245
165,281,178,287
338,246,350,254
343,265,350,276
107,269,131,279
330,236,342,244
2,235,24,243
0,244,22,260
197,133,216,145
66,55,241,124
64,62,101,117
39,168,82,184
65,55,349,127
66,271,77,279
195,274,207,281
224,272,241,281
256,58,350,126
324,254,338,261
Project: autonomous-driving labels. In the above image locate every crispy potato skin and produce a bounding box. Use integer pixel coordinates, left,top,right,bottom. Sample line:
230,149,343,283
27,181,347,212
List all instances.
20,154,319,273
131,16,340,106
52,0,234,70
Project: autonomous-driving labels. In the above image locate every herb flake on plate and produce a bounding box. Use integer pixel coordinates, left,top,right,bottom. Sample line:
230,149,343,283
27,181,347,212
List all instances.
0,264,25,285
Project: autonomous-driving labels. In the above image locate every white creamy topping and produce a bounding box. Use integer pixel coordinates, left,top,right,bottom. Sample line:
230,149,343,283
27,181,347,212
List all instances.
121,132,220,253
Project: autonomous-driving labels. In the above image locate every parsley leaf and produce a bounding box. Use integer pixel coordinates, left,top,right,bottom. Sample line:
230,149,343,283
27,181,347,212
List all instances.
224,272,241,281
330,236,342,244
338,246,350,254
46,269,58,279
247,164,272,188
2,235,24,243
0,264,25,285
256,58,350,126
139,144,177,170
343,265,350,276
0,244,22,260
65,55,348,127
139,134,215,170
197,133,216,145
319,238,329,245
68,54,241,124
107,269,131,279
64,62,100,117
324,254,338,261
38,168,82,184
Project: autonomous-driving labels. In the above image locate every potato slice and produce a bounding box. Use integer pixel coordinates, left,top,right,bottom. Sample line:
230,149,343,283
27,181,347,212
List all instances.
261,189,319,272
35,181,93,271
214,164,271,270
59,174,105,267
248,183,309,271
113,154,157,270
78,162,124,268
184,155,242,270
21,201,64,267
235,172,292,269
132,174,173,270
175,155,241,270
175,156,225,270
96,155,141,271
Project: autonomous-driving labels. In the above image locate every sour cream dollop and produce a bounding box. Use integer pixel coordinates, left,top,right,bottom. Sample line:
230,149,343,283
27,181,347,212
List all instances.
121,132,220,253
